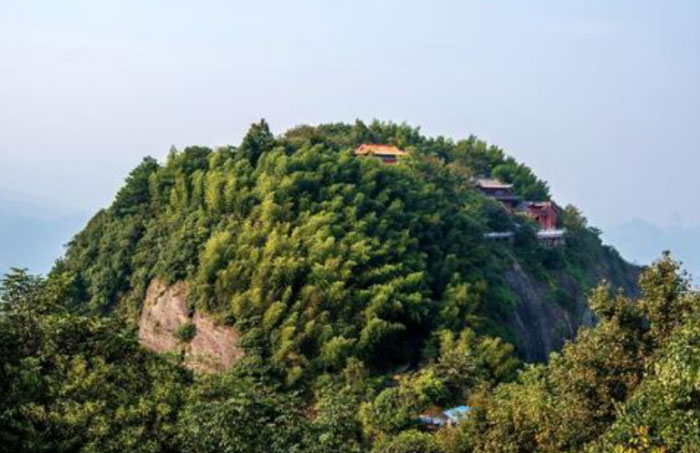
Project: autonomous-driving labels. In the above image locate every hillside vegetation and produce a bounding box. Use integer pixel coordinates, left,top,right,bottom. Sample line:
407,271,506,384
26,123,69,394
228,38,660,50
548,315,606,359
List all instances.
61,120,635,366
2,120,679,453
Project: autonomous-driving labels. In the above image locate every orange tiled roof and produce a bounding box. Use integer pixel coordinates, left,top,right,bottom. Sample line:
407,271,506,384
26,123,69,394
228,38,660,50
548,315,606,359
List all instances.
354,144,408,157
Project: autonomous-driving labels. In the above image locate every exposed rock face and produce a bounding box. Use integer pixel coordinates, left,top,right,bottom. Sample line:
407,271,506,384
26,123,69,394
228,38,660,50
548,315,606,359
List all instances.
504,263,584,362
138,280,190,352
138,279,243,373
505,260,639,362
187,311,244,373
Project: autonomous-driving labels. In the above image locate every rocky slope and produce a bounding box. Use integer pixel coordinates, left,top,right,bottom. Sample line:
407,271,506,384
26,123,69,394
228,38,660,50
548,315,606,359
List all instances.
505,259,639,361
138,279,243,373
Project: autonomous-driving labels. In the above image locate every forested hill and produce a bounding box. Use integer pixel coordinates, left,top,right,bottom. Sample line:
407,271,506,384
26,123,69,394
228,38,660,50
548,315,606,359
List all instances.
58,119,636,368
16,121,700,453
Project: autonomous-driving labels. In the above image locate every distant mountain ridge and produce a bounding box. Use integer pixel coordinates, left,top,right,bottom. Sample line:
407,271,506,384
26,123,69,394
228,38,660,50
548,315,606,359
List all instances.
603,218,700,283
0,192,87,275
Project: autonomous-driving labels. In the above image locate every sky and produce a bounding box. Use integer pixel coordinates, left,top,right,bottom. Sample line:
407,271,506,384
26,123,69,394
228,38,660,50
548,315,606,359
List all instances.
1,0,699,272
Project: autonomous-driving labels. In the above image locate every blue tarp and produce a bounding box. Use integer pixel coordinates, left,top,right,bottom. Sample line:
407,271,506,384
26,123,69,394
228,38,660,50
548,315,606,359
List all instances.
418,405,473,426
442,405,471,422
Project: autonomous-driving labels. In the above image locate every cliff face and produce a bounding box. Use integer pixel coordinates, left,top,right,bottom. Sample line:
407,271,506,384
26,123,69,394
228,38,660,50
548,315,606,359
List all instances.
504,258,640,362
136,263,637,369
138,279,244,373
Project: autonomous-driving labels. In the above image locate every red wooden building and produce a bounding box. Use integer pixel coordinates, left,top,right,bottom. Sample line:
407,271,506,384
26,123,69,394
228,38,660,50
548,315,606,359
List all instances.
520,201,559,230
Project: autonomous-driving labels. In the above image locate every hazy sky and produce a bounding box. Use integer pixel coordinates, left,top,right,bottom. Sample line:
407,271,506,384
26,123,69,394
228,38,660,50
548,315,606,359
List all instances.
1,0,699,230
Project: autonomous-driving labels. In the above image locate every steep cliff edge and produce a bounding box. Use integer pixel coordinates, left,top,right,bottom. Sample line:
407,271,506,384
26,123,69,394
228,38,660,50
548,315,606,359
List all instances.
504,258,639,361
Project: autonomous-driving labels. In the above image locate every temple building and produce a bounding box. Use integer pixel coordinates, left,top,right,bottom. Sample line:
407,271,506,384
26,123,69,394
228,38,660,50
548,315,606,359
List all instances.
475,178,519,211
518,201,559,230
353,144,408,164
476,177,566,246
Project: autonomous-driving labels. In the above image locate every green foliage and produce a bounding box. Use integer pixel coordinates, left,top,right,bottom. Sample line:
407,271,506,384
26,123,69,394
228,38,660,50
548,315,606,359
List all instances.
6,120,655,453
449,135,549,200
174,322,197,342
360,386,416,437
238,119,275,165
0,270,190,453
589,308,700,452
638,251,692,341
59,120,625,387
441,254,699,453
177,373,312,453
312,382,366,453
376,430,444,453
112,157,160,217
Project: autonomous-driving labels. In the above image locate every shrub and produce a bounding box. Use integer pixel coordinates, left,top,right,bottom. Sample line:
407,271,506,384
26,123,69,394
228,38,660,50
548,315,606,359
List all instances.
174,322,197,342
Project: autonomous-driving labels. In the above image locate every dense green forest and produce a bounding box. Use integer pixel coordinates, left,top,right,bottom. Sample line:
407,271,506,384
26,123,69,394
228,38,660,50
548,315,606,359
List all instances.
3,121,694,453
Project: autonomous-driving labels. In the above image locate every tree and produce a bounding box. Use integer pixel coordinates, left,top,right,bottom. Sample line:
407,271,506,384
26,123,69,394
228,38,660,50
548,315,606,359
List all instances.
112,157,160,216
0,271,189,453
638,251,692,342
238,119,275,165
177,375,312,453
376,430,443,453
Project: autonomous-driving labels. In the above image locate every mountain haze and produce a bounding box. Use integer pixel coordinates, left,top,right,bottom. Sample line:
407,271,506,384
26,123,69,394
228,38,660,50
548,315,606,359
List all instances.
0,193,87,275
604,218,700,283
